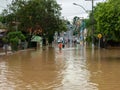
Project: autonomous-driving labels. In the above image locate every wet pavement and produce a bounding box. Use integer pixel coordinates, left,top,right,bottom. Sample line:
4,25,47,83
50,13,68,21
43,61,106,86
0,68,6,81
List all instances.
0,45,120,90
0,48,12,56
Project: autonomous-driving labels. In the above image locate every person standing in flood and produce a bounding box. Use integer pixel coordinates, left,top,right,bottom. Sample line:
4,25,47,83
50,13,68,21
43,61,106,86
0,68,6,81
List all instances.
58,42,62,51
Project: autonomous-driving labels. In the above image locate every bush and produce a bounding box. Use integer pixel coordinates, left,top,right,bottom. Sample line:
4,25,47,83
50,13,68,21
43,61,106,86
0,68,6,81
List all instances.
7,31,25,51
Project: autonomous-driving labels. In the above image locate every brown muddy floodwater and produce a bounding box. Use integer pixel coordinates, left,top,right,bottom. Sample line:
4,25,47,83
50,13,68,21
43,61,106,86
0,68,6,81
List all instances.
0,46,120,90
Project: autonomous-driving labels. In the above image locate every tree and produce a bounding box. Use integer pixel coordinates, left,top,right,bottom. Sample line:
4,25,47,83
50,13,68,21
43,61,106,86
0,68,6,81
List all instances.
1,0,67,44
94,0,120,42
2,31,25,51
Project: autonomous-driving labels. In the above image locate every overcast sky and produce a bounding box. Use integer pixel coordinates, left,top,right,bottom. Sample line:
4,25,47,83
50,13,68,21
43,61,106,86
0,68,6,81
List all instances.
0,0,12,12
0,0,105,20
56,0,106,20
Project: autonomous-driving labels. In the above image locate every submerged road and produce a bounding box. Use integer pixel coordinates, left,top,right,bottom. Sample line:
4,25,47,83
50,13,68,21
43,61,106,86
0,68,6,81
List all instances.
0,45,120,90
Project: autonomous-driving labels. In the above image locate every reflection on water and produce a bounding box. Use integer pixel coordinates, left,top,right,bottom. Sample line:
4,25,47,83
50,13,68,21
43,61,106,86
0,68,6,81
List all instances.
55,46,98,90
87,48,120,90
0,46,120,90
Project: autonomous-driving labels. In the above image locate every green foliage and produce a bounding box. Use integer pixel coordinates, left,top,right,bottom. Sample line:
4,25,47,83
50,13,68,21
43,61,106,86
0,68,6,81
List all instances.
94,1,120,42
2,37,8,43
0,15,3,22
1,0,67,43
7,31,25,50
7,31,25,44
73,16,79,25
0,15,6,28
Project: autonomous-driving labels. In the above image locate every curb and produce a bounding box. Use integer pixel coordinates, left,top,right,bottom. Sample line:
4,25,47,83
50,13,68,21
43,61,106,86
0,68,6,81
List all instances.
0,48,35,56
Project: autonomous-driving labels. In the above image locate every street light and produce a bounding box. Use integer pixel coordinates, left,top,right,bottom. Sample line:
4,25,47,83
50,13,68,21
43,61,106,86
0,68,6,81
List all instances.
73,3,89,13
73,3,88,46
73,0,94,48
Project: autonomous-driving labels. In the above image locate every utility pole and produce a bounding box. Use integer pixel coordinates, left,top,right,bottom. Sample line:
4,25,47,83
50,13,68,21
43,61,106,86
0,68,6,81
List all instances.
73,0,95,47
85,0,94,48
91,0,94,48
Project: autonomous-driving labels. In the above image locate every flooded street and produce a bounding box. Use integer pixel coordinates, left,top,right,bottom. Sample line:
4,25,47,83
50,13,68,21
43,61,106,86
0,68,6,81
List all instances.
0,46,120,90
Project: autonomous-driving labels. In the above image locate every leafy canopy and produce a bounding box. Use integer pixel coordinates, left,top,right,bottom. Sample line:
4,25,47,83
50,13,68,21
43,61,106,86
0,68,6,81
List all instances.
1,0,67,42
94,0,120,41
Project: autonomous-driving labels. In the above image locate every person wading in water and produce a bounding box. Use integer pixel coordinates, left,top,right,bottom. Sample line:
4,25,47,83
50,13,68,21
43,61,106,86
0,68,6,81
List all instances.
58,42,62,52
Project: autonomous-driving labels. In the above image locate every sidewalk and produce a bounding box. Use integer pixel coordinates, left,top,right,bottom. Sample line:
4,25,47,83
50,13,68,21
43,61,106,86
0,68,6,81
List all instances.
0,48,12,56
0,47,36,56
